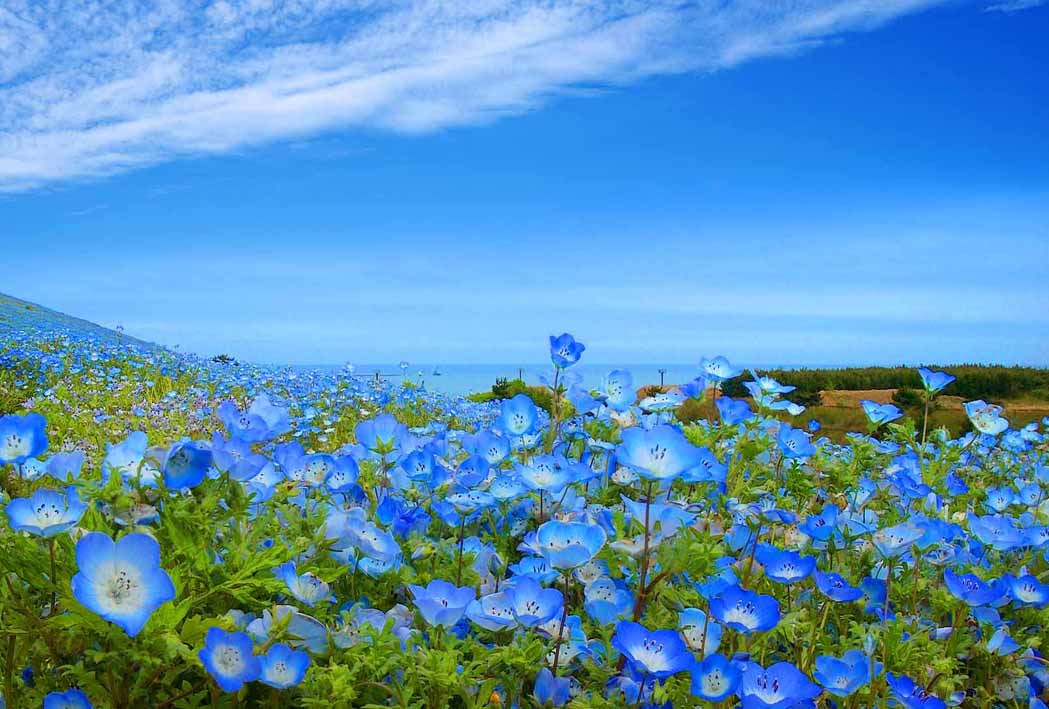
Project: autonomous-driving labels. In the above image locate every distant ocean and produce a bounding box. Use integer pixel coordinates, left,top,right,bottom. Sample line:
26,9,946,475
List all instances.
293,363,813,396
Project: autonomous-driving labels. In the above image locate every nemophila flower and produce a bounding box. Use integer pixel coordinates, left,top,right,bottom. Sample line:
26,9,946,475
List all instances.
612,621,693,679
25,450,86,482
584,578,633,625
1004,574,1049,607
162,441,213,489
536,520,607,569
984,486,1017,513
246,605,329,654
690,654,740,702
466,591,518,631
409,579,475,628
6,487,86,537
549,333,585,368
737,661,821,709
814,571,863,602
678,608,722,655
470,430,510,465
799,505,840,545
518,455,574,492
918,368,955,393
274,562,331,606
0,412,48,465
755,546,816,585
886,672,946,709
944,568,1005,607
700,356,742,383
709,586,780,634
859,577,887,616
258,642,310,689
199,627,261,692
681,447,728,485
814,649,871,696
217,394,291,442
987,627,1020,656
71,532,175,637
498,394,539,436
638,390,685,412
600,370,635,411
534,668,571,707
505,576,563,627
967,513,1024,551
861,400,903,426
101,431,158,486
354,414,409,458
776,424,816,460
963,400,1009,436
872,523,924,558
43,689,93,709
716,396,754,425
616,424,703,482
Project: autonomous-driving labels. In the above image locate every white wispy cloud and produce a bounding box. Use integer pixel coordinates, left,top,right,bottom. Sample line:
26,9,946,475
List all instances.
0,0,951,192
984,0,1046,11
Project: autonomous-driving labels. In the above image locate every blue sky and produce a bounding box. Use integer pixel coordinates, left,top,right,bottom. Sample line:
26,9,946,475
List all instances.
2,0,1047,365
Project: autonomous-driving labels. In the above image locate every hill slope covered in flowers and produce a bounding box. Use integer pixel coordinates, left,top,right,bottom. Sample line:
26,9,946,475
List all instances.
1,302,1048,709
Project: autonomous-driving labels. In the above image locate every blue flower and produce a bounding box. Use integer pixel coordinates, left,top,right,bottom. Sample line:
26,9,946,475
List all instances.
860,400,903,426
163,441,213,489
690,653,740,702
258,642,310,689
274,561,331,606
199,627,261,692
70,532,175,637
776,425,816,460
466,591,518,631
814,571,863,602
872,523,924,558
354,414,409,458
716,397,754,426
678,608,722,656
504,576,563,627
536,520,607,569
700,356,743,383
616,424,703,482
755,546,816,585
918,368,955,393
584,578,633,625
533,668,571,706
886,672,946,709
549,333,585,368
217,394,291,442
600,370,636,411
408,579,475,628
498,394,539,436
709,586,780,634
814,649,871,696
43,689,93,709
944,568,1005,607
6,487,86,537
1004,574,1049,607
612,621,694,679
963,400,1009,436
0,412,48,465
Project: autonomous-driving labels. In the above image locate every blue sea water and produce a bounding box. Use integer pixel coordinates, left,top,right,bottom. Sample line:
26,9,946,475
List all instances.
295,363,803,396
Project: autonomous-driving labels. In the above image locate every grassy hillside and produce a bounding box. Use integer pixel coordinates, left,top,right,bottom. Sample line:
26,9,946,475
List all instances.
0,292,154,348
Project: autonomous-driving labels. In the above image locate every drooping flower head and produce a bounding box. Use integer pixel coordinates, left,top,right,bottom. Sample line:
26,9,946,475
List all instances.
860,400,903,427
71,532,176,637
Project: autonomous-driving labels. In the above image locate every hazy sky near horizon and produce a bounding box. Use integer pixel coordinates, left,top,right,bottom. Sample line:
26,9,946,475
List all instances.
2,0,1048,365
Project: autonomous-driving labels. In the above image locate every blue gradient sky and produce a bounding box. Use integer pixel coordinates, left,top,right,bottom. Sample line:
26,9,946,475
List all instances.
2,1,1047,365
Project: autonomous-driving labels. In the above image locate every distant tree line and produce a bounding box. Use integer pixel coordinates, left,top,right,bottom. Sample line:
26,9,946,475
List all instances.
722,365,1049,403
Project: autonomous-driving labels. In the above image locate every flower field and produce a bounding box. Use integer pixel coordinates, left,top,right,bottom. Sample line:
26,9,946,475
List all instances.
2,313,1048,708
